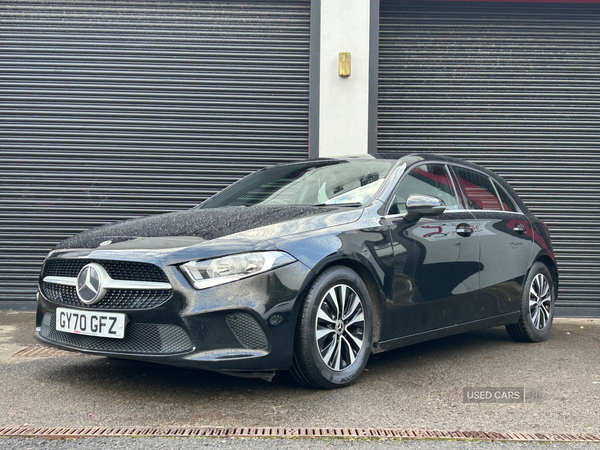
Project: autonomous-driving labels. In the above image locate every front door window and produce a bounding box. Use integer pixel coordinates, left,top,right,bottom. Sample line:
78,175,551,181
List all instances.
390,164,460,215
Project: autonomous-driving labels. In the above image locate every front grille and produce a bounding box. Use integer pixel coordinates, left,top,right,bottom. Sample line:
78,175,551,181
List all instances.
40,259,172,310
226,313,268,350
43,259,168,283
40,313,192,354
41,283,172,310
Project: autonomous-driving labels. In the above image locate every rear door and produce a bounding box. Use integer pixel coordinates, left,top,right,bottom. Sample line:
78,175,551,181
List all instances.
451,166,534,318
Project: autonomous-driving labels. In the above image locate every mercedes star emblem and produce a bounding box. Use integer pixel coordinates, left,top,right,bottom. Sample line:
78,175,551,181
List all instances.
76,263,109,305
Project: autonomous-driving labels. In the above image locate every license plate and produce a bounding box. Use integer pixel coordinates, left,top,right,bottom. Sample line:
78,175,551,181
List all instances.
56,308,127,339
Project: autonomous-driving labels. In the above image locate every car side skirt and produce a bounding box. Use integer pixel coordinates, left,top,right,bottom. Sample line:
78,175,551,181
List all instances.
374,311,521,354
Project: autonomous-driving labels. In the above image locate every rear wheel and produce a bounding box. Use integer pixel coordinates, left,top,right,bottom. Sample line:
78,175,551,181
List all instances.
291,266,373,389
506,262,555,342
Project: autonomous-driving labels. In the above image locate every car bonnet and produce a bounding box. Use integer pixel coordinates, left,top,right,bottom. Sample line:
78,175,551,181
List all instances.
54,205,362,251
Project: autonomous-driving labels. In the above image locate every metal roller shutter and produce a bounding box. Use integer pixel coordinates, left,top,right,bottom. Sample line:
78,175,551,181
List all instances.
378,1,600,315
0,0,311,302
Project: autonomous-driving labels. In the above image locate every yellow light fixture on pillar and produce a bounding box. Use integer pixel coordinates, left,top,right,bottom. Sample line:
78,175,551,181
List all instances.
339,52,351,77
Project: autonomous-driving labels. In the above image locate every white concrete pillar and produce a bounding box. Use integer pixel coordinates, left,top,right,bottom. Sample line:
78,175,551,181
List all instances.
317,0,373,158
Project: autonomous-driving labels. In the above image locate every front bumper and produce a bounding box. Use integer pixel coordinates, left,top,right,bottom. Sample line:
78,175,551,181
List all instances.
35,257,312,376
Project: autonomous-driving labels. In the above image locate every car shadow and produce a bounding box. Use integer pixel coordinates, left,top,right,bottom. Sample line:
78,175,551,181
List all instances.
365,325,516,368
11,323,570,429
35,325,526,394
20,323,566,429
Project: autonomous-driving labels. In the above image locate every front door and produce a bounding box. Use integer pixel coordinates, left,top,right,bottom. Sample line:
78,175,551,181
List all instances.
387,163,481,337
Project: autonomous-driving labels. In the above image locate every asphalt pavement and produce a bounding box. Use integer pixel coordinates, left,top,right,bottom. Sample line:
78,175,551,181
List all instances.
1,310,599,439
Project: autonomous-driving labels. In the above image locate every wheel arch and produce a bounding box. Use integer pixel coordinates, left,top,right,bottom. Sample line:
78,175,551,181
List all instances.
506,253,557,343
535,254,559,294
305,257,384,348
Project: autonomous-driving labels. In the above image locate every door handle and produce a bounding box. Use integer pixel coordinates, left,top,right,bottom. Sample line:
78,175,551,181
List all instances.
513,223,526,234
456,223,473,237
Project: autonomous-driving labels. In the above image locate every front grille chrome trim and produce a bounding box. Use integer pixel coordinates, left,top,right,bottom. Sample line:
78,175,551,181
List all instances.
43,276,172,291
42,276,77,287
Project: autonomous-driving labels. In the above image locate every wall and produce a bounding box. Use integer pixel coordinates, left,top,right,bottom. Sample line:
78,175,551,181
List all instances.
318,0,372,158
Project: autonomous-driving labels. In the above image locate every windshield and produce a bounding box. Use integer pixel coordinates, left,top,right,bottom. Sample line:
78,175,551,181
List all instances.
200,160,394,209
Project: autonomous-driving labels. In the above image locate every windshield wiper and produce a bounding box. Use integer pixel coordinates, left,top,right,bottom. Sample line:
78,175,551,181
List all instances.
314,202,363,207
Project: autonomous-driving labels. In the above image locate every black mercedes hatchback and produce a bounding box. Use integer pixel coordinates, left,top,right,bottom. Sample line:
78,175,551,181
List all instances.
35,154,557,389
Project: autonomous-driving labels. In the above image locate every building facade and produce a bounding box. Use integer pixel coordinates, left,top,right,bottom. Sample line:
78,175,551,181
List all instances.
1,0,599,316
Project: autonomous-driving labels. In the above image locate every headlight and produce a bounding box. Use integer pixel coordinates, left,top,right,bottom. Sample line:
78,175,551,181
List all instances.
181,251,296,290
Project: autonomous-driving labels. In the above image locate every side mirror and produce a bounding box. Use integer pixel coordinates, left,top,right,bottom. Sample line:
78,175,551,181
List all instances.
404,194,446,222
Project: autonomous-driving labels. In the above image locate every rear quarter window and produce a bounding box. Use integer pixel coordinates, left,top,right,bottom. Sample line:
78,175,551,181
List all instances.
493,180,519,212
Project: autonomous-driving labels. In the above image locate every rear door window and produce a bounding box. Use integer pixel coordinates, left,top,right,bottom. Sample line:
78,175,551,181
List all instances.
453,167,502,211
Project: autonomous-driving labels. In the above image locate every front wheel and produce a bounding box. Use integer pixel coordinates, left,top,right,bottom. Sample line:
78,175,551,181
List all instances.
506,262,555,342
290,266,373,389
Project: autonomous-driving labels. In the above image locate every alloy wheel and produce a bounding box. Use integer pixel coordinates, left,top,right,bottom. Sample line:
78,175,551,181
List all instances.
315,283,365,371
529,273,551,330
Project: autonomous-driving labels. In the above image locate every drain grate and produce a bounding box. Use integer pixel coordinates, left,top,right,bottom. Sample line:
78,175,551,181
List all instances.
0,427,598,442
12,344,83,358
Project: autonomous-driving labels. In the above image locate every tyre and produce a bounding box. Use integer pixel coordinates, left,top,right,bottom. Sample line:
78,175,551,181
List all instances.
506,262,555,342
291,266,373,389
